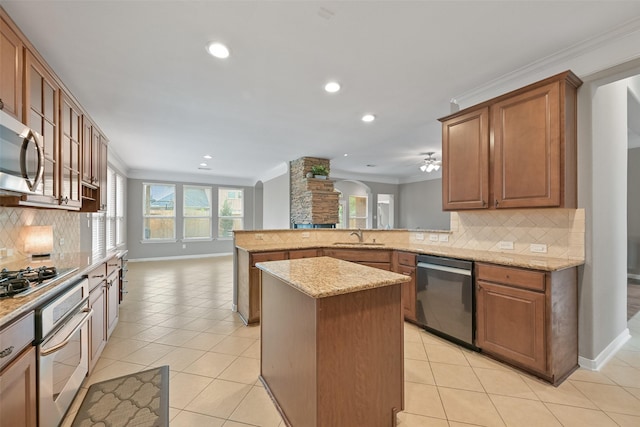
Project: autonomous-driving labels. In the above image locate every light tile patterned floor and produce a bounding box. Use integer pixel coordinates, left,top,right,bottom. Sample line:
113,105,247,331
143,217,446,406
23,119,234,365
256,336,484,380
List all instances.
61,256,640,427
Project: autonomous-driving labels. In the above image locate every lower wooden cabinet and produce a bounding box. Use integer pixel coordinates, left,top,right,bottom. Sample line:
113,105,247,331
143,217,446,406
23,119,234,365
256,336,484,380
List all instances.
475,263,578,384
322,248,392,271
106,267,120,338
88,282,107,374
393,251,417,321
0,346,37,427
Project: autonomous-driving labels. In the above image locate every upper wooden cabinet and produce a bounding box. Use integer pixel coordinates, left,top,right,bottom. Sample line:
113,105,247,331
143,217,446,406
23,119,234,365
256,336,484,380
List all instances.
0,14,23,121
440,71,582,210
59,92,83,209
24,50,60,206
441,107,489,210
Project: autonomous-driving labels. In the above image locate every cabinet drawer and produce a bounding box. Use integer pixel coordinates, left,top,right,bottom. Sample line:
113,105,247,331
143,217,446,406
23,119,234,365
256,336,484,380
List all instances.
477,263,545,292
106,257,120,278
288,249,320,259
0,312,34,371
323,249,391,263
251,251,288,264
88,264,107,291
359,262,391,271
396,251,416,267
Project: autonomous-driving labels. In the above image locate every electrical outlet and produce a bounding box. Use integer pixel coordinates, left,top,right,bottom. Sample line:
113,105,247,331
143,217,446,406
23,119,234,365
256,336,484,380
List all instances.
182,244,187,249
301,232,310,238
59,238,65,246
429,234,439,242
499,241,514,250
415,233,424,241
438,234,449,242
530,244,548,253
255,234,264,240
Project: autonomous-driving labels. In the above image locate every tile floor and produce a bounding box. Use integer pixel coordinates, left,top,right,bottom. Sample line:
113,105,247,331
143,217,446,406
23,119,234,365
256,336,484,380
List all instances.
61,256,640,427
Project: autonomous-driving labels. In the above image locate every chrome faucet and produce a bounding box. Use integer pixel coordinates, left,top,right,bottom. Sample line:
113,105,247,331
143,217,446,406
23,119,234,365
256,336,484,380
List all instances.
350,228,364,243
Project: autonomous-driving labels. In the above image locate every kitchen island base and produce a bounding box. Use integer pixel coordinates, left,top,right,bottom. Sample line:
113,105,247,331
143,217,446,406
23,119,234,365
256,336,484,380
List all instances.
260,269,404,427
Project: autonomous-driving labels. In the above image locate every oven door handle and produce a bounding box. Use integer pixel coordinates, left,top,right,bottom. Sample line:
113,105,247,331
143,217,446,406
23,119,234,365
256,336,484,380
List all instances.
417,262,471,277
40,308,93,357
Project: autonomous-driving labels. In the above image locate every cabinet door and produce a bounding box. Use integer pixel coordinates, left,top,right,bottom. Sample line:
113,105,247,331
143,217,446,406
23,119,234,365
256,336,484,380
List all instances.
88,284,107,373
397,265,416,321
476,280,546,373
441,107,489,210
0,16,23,121
0,346,37,427
288,249,320,259
24,51,59,204
492,81,560,208
59,92,82,208
98,136,108,211
106,270,119,338
81,117,94,185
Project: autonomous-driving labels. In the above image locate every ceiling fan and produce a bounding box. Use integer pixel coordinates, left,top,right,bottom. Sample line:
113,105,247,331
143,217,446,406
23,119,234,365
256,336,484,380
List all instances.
419,152,441,173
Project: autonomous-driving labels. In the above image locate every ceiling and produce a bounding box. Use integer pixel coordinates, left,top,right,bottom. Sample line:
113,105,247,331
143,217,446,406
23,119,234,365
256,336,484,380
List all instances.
3,1,640,185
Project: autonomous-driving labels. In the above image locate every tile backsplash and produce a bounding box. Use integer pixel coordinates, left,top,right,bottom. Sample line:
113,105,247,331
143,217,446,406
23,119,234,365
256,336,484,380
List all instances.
0,207,80,264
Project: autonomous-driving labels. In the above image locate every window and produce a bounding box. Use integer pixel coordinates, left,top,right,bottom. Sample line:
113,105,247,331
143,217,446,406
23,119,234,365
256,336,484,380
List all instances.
143,183,176,240
106,168,125,250
184,185,212,239
218,188,243,238
349,195,368,228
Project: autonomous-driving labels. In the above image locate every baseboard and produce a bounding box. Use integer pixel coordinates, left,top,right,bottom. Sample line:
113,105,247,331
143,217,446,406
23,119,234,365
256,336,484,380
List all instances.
129,252,233,262
628,273,640,280
578,328,631,371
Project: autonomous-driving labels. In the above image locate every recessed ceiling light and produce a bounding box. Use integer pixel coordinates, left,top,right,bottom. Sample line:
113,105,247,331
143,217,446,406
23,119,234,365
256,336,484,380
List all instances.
206,42,230,59
199,163,208,167
203,155,212,159
361,114,376,123
324,81,341,93
343,153,348,157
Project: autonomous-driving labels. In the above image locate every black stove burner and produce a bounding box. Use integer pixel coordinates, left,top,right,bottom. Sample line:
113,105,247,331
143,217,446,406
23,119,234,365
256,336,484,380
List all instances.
0,266,59,297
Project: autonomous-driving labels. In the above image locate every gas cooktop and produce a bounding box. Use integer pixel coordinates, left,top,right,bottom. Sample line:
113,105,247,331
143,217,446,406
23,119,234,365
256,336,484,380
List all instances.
0,266,78,298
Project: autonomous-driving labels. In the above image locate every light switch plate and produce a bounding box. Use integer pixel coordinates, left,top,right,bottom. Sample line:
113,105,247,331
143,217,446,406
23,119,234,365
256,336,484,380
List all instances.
429,234,439,242
415,233,424,241
499,241,514,250
255,234,264,240
530,243,548,253
438,234,449,242
301,232,310,238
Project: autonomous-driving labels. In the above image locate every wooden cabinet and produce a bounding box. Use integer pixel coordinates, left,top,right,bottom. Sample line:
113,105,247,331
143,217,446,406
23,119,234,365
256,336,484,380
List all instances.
98,136,108,211
322,248,392,270
24,50,60,206
0,347,36,427
475,263,578,385
441,107,489,210
106,258,120,337
80,118,108,212
288,248,320,259
81,116,98,186
237,250,288,324
59,92,82,209
440,71,581,211
88,281,107,374
0,14,23,121
0,312,36,427
393,251,417,321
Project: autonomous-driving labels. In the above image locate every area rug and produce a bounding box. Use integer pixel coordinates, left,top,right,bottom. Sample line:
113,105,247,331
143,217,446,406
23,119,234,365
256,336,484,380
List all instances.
71,365,169,427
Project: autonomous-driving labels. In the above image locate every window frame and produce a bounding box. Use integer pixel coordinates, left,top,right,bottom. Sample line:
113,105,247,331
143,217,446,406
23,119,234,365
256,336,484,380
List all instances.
183,185,213,241
217,187,244,239
142,182,177,242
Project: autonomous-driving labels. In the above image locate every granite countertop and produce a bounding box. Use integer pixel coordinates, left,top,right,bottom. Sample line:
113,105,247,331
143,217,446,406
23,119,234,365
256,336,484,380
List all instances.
237,242,583,271
256,256,410,298
0,249,128,328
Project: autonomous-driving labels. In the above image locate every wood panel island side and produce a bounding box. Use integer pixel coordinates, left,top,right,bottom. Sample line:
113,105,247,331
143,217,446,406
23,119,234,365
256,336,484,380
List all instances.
256,257,410,427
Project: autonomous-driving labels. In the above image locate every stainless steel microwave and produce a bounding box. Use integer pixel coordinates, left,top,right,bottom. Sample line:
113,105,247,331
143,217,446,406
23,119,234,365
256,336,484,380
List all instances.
0,110,44,194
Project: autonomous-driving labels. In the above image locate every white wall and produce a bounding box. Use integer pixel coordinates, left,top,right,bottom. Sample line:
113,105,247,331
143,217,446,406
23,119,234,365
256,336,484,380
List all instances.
629,147,640,275
263,173,290,229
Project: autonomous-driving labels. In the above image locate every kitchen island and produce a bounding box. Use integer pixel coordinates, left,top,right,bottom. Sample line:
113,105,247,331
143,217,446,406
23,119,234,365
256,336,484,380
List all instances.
256,257,409,427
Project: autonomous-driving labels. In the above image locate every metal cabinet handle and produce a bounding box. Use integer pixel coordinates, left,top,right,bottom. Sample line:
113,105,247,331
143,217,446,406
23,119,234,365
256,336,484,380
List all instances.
40,308,93,356
92,274,105,278
482,200,487,207
0,98,4,110
495,199,499,207
0,345,14,358
108,263,119,267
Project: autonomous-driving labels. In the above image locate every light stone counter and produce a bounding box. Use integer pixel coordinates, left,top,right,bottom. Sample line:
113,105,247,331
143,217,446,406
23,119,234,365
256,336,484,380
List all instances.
256,256,410,298
240,242,583,272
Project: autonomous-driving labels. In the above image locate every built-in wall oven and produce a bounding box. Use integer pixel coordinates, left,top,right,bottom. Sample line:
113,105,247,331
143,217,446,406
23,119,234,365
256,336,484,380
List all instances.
35,278,92,427
416,255,478,350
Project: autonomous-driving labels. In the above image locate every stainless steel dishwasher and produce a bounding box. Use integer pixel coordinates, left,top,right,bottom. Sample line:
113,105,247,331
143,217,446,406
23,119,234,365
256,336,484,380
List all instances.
416,255,477,350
